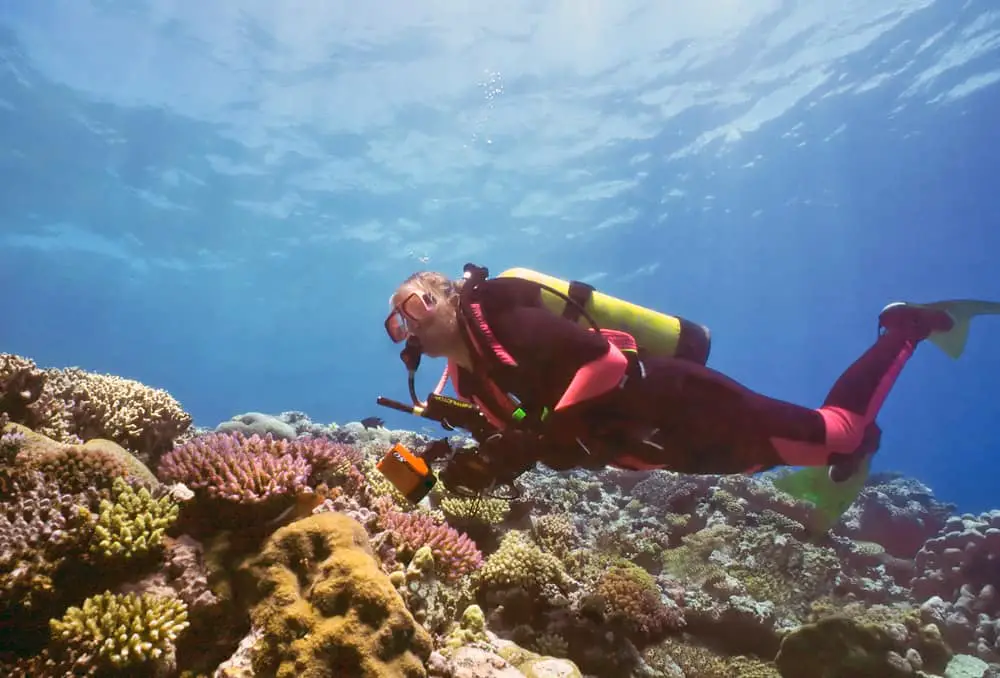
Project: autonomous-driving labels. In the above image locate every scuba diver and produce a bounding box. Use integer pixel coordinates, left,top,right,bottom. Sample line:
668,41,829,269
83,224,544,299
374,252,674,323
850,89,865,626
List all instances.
381,263,999,500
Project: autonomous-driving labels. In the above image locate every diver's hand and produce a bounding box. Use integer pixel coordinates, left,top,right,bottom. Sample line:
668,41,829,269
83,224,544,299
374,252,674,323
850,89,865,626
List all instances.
480,429,541,477
439,431,538,496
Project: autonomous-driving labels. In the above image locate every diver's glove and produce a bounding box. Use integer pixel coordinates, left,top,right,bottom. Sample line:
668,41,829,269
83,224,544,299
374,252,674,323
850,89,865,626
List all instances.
440,429,540,495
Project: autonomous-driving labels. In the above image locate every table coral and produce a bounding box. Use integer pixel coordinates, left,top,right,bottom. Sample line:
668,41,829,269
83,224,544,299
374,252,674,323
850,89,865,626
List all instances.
239,511,433,678
1,354,192,462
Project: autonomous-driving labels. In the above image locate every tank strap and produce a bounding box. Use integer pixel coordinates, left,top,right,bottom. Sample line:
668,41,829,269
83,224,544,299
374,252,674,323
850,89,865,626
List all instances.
563,280,596,323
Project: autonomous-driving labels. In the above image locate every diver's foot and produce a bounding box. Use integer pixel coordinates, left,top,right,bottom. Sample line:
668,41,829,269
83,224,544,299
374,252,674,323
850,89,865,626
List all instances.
879,302,955,342
828,422,881,483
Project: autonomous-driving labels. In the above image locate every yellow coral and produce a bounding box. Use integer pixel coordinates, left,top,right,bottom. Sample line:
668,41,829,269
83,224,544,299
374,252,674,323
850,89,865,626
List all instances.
49,590,189,671
478,531,569,593
438,493,510,525
241,511,433,678
90,476,179,561
531,513,578,557
661,524,738,584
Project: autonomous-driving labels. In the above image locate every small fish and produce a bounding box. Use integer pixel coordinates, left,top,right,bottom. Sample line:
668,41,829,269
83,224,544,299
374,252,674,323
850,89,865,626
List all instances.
360,416,385,430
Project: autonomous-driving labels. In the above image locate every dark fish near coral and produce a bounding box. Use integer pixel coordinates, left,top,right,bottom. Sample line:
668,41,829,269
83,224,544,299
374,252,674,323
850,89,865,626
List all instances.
360,416,385,430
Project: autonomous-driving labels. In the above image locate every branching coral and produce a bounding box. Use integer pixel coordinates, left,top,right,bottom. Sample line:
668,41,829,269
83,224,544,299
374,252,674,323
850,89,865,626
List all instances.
594,562,685,645
0,353,63,436
377,503,483,581
478,531,569,594
157,432,362,505
48,590,190,674
90,476,180,562
531,513,580,558
436,487,510,526
55,369,192,463
0,471,97,615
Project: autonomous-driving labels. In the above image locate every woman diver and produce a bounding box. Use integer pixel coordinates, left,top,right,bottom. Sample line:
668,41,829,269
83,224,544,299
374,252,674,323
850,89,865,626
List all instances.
382,264,997,495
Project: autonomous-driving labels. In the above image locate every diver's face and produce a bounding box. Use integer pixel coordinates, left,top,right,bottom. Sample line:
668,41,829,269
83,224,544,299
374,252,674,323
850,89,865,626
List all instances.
385,286,460,357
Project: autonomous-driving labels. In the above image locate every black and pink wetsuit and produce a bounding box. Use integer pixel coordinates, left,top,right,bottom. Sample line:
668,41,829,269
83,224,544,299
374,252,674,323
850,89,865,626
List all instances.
446,276,953,476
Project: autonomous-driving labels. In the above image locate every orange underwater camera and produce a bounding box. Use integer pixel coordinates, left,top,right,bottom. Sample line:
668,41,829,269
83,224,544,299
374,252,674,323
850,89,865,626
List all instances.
376,443,438,503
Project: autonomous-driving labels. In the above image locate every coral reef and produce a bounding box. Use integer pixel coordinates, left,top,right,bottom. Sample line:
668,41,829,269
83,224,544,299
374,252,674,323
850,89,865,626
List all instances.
0,353,192,464
4,359,1000,678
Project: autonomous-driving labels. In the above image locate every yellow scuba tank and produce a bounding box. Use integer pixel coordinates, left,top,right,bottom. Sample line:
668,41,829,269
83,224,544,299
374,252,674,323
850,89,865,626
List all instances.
497,267,712,365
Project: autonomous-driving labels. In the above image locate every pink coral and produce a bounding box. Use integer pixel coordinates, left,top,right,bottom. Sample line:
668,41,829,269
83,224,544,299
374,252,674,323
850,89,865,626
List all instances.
376,505,483,581
156,433,363,504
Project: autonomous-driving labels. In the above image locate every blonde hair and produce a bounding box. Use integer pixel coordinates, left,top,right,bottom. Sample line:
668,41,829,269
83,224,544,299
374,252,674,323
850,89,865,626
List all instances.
391,271,464,306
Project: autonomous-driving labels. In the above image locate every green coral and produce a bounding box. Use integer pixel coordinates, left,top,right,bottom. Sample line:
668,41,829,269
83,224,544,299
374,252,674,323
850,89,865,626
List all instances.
774,616,913,678
478,531,569,593
661,524,737,584
650,640,780,678
49,590,190,674
90,477,179,561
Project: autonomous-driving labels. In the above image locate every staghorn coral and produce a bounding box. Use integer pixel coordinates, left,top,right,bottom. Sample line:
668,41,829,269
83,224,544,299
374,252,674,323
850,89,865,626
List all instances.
90,476,180,562
48,590,190,675
377,503,483,581
239,511,433,678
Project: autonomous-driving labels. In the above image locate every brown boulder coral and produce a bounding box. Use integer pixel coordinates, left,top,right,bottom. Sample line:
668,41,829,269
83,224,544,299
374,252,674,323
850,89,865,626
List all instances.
239,511,433,678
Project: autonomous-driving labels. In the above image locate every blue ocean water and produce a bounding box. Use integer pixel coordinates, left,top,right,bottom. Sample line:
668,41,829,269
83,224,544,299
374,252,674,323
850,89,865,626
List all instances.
0,1,997,513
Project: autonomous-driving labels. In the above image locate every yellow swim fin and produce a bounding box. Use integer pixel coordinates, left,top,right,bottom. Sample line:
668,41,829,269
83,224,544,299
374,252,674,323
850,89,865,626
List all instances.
771,455,872,535
919,299,1000,359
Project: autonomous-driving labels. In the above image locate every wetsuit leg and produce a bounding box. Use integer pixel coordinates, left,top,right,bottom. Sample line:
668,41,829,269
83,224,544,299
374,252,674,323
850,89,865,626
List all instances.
611,304,954,475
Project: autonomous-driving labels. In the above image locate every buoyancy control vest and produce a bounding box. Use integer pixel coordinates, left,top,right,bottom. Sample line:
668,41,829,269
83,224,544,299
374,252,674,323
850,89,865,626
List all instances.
446,265,713,430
